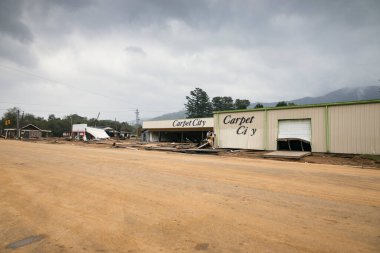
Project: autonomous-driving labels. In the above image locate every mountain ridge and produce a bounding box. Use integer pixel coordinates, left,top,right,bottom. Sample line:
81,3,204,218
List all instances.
148,86,380,121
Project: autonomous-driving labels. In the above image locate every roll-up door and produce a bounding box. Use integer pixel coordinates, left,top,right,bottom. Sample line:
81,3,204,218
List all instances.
277,119,312,151
278,119,311,142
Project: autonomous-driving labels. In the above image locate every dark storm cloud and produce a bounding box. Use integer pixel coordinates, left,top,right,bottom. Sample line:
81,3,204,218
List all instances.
0,0,379,120
3,0,380,51
0,0,33,43
36,0,380,59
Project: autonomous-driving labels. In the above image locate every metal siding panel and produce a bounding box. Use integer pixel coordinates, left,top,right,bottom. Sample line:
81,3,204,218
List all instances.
377,106,380,153
72,124,87,132
143,118,214,129
329,103,380,154
216,111,265,149
267,107,326,152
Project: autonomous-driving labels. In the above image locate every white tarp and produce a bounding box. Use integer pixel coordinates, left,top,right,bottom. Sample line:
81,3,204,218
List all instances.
278,119,311,142
85,127,109,139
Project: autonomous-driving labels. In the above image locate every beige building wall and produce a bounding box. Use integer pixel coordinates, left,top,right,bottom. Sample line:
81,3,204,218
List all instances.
143,118,214,129
215,111,265,149
329,103,380,154
267,107,326,152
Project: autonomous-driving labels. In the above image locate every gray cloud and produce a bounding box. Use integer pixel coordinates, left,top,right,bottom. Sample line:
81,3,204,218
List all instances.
0,0,33,43
125,46,146,56
0,0,379,120
0,37,37,67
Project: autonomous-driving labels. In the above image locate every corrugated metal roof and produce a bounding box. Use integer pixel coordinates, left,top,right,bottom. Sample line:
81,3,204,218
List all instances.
213,99,380,114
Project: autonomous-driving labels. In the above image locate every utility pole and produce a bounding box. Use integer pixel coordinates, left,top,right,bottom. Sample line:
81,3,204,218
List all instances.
95,112,100,127
135,109,140,126
135,109,140,139
16,110,20,139
70,116,73,139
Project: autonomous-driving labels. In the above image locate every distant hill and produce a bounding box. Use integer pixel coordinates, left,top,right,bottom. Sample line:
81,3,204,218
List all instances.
289,85,379,105
150,110,186,121
149,86,380,120
251,86,380,108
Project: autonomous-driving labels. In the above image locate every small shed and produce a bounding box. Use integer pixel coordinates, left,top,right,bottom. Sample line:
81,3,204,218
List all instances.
4,124,51,139
21,124,51,139
103,127,119,137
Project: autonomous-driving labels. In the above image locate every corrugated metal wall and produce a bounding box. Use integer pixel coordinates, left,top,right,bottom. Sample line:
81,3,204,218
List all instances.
266,107,326,152
329,103,380,154
214,101,380,154
215,111,265,149
215,108,326,152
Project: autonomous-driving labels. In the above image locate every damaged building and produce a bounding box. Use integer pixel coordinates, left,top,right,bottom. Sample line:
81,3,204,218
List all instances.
72,124,110,140
142,118,213,143
143,100,380,155
3,124,51,139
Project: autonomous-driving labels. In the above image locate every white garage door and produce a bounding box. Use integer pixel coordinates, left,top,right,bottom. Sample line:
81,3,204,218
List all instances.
278,119,311,142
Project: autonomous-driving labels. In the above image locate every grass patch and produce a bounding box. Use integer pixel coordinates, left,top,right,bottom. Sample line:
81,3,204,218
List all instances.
360,154,380,162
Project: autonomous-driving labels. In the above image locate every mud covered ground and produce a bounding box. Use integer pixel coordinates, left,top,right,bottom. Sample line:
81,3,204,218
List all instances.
1,140,379,252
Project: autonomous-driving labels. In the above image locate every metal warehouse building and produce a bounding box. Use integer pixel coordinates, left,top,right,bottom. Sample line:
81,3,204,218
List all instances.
143,100,380,154
214,100,380,154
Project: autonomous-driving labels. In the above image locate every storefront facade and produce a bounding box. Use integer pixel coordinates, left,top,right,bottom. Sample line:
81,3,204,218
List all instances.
142,118,214,143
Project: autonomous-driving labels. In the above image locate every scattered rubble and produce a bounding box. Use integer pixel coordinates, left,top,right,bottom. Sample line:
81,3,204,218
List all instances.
6,138,379,168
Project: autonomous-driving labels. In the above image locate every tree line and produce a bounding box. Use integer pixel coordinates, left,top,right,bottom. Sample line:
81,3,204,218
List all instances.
1,89,297,136
0,107,135,137
184,88,296,118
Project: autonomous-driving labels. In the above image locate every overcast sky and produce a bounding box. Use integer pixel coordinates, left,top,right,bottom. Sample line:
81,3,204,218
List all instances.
0,0,379,122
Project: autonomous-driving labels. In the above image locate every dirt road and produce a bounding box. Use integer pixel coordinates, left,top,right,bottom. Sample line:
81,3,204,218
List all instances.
0,140,379,252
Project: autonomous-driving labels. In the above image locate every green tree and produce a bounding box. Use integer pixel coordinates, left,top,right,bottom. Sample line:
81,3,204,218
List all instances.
2,107,20,128
48,114,56,121
1,107,136,137
254,103,264,108
185,88,213,118
275,101,297,107
276,101,288,107
46,117,67,137
67,114,87,124
212,96,235,111
234,99,251,110
22,113,39,126
120,122,135,133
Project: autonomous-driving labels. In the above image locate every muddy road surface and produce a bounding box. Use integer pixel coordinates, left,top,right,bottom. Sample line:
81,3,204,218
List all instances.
0,140,379,252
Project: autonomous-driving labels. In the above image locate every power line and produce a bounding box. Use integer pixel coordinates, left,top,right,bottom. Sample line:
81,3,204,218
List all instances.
0,101,136,110
0,64,135,106
0,101,169,113
0,64,177,113
0,109,135,113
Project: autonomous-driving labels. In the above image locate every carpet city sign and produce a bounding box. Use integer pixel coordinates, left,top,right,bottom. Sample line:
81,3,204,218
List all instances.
172,118,207,128
223,115,257,136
